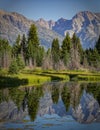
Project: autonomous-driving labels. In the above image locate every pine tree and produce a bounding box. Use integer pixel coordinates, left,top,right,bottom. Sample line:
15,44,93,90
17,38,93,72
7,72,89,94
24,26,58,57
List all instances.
12,34,21,58
61,33,71,67
82,51,88,68
86,48,100,69
85,49,92,66
70,33,82,69
20,34,27,64
27,24,39,68
16,55,25,71
0,38,11,68
96,36,100,54
51,85,59,104
91,49,100,68
36,46,45,67
61,86,70,111
9,56,25,74
9,59,19,74
51,38,60,70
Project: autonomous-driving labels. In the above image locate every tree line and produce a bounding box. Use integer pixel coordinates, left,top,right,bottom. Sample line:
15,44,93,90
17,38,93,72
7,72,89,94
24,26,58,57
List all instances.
0,24,100,73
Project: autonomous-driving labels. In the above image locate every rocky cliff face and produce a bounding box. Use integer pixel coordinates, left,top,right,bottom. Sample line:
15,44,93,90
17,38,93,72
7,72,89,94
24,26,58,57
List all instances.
52,11,100,48
37,11,100,48
69,11,100,48
36,18,55,30
0,10,63,49
0,10,32,44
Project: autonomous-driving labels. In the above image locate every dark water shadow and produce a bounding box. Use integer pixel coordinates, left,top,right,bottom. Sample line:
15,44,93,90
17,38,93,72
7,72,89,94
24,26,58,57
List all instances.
0,76,28,88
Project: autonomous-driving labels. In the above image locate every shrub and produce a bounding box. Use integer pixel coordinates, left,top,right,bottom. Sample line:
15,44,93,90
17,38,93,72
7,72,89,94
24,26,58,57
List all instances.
16,55,25,70
9,59,19,74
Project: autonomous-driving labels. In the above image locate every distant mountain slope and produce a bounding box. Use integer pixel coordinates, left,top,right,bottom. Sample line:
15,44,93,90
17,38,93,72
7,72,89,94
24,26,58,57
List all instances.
37,11,100,48
0,10,63,49
0,10,100,49
52,11,100,48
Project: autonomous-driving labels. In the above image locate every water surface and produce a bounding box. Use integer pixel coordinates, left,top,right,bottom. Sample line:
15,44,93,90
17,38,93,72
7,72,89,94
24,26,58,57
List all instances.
0,82,100,130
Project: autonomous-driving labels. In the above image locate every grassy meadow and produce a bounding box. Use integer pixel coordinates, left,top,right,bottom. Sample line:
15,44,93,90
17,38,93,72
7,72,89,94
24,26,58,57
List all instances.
0,68,100,87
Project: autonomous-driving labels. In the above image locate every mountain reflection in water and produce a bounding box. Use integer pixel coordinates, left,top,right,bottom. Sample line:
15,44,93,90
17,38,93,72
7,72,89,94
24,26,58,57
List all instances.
0,82,100,129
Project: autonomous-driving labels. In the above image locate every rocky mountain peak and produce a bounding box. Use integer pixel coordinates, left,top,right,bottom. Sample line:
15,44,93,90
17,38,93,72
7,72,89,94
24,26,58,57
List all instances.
73,11,99,22
48,20,55,29
0,10,63,49
0,10,100,49
58,17,67,22
37,18,55,30
37,18,50,29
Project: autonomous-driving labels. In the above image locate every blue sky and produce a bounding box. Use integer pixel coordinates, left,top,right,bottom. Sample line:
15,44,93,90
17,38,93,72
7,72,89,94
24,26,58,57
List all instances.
0,0,100,21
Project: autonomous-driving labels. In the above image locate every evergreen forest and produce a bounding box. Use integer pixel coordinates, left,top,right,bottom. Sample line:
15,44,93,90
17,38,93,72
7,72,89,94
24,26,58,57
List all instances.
0,24,100,74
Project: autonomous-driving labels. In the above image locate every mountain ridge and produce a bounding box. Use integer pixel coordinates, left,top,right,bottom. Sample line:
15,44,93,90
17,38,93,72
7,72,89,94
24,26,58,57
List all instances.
37,11,100,48
0,9,63,49
0,10,100,49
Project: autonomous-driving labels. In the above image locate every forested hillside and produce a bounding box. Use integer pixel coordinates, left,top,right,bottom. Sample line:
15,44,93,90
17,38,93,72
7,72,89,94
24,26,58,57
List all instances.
0,24,100,73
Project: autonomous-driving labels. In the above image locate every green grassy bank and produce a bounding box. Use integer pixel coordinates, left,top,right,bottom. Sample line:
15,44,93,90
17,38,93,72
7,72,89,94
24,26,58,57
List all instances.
0,68,100,87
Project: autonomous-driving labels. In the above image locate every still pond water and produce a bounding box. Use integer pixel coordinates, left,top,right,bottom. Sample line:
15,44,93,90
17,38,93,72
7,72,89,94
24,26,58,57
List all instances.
0,82,100,130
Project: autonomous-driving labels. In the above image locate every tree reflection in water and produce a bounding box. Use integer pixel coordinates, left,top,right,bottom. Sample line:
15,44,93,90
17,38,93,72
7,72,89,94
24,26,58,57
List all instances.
51,83,60,104
0,82,100,124
61,85,70,111
26,87,43,121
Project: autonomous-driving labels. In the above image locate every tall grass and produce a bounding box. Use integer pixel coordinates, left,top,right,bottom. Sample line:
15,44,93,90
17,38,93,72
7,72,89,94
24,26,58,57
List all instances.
1,68,100,87
78,75,100,81
18,73,51,86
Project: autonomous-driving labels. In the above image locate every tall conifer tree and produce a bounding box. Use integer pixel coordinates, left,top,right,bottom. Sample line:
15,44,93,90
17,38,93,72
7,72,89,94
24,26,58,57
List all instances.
61,33,71,66
51,38,60,70
27,24,39,67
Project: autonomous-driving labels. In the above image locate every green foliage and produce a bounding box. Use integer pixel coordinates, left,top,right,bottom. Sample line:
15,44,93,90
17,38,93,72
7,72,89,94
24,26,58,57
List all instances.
51,38,60,70
12,34,27,67
71,33,78,49
12,35,21,57
96,36,100,54
28,24,39,45
9,55,25,74
62,33,71,53
27,87,43,121
27,24,40,66
61,86,70,111
1,23,100,72
51,38,60,63
86,83,100,105
0,69,8,76
61,33,71,65
20,34,27,61
9,88,26,110
51,85,59,104
81,51,88,67
0,38,11,68
82,36,100,69
16,55,25,70
78,75,100,81
9,59,19,74
86,48,100,68
20,74,51,85
36,46,45,66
